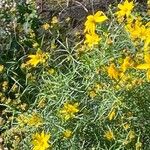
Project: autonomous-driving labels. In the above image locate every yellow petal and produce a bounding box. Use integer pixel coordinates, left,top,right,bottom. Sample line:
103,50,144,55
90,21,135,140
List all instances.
147,69,150,81
94,11,108,23
144,54,150,64
136,63,150,69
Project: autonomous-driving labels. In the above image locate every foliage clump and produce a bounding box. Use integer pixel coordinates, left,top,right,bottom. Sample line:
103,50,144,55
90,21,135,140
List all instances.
0,0,150,150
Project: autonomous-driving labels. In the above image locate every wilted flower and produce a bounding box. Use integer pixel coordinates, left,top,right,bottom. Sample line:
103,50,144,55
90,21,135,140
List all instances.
128,130,135,141
17,114,28,127
51,16,58,24
63,129,72,139
42,23,50,30
136,141,142,150
123,122,130,130
0,64,4,73
2,81,8,91
88,90,97,98
28,113,43,127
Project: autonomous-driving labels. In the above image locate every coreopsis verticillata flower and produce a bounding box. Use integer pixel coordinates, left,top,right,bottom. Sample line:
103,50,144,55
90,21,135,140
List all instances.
17,114,28,127
84,33,101,47
135,141,142,150
143,22,150,51
42,23,50,30
123,122,130,130
116,0,134,21
128,130,135,141
17,113,43,127
108,108,116,121
51,16,58,24
59,102,79,121
25,49,48,67
84,11,108,34
63,129,72,139
32,131,51,150
88,90,97,98
107,63,120,80
121,56,133,72
28,113,43,127
126,18,150,52
144,37,150,52
125,17,142,40
0,64,4,73
2,81,8,91
137,54,150,81
104,130,115,141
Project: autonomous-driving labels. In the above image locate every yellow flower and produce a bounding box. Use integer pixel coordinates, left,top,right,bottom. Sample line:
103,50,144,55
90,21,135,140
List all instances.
63,129,72,139
143,25,150,51
48,68,55,75
128,130,135,141
28,113,43,127
51,43,57,49
125,17,149,43
144,36,150,52
29,30,36,38
2,81,8,91
121,56,133,72
116,0,134,21
104,129,115,141
38,98,46,108
17,114,28,127
107,63,120,80
148,0,150,6
107,38,113,45
42,23,50,30
125,19,141,40
0,64,4,73
84,33,101,47
20,103,28,111
11,84,18,92
32,43,39,48
66,17,70,22
32,131,51,150
84,11,108,34
108,108,116,121
88,90,97,98
137,53,150,81
94,83,102,91
123,122,130,130
21,63,26,69
60,102,79,121
26,49,48,67
51,16,58,24
136,141,142,150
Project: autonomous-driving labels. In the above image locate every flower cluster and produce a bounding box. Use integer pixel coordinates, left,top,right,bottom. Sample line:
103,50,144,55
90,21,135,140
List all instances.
115,0,134,22
84,11,107,47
